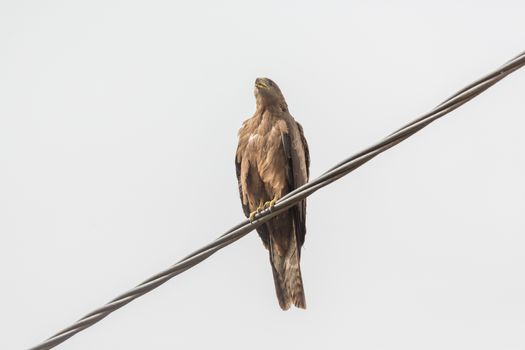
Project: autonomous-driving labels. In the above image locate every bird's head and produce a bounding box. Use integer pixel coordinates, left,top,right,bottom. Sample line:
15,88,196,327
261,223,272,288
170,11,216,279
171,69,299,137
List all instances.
254,77,288,111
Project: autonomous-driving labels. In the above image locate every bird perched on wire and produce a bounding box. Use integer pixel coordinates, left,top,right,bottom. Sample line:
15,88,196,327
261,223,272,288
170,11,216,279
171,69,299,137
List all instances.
235,77,310,310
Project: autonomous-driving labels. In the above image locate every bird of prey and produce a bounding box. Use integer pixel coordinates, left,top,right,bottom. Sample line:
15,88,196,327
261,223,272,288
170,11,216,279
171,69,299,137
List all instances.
235,77,310,310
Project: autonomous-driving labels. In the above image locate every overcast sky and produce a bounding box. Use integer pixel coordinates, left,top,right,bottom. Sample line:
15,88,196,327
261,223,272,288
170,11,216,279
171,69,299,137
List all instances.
2,1,525,349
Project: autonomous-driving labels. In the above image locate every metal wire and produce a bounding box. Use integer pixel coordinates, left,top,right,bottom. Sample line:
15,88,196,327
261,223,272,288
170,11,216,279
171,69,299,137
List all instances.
28,50,525,350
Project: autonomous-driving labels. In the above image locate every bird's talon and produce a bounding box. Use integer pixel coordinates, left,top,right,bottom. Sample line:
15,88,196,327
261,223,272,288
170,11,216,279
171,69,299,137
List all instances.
256,200,265,213
249,199,269,223
249,211,256,223
264,198,277,210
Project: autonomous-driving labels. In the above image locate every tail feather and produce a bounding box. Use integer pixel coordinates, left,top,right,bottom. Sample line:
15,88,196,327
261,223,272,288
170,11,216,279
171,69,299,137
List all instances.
270,261,292,310
269,230,306,310
284,247,306,309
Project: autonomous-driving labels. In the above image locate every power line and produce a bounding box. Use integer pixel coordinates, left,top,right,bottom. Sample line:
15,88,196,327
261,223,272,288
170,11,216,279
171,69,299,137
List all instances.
28,50,525,350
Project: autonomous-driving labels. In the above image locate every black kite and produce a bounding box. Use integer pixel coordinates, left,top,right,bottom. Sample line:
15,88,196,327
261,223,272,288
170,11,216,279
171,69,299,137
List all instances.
235,77,310,310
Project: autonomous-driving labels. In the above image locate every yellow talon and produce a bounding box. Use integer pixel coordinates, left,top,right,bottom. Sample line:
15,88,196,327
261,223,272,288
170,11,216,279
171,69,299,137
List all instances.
256,200,264,213
249,200,265,223
264,197,278,210
249,211,256,223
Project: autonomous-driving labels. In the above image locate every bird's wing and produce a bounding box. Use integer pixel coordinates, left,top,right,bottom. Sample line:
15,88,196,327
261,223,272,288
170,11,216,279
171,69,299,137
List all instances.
297,122,310,179
281,120,310,249
235,153,251,218
235,124,270,248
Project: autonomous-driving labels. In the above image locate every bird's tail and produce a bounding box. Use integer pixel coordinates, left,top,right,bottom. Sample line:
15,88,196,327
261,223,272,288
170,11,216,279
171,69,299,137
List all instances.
269,228,306,310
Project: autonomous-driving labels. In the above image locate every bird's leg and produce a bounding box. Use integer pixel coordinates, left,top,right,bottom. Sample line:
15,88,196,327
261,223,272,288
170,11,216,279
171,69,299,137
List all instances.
263,195,278,210
249,199,265,223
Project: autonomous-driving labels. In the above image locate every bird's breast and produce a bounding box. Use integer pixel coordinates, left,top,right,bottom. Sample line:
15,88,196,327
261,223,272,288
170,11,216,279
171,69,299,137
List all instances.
247,133,260,144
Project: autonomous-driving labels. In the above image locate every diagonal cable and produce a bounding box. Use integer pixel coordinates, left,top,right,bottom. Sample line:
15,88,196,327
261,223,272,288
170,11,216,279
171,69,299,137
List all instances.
28,50,525,350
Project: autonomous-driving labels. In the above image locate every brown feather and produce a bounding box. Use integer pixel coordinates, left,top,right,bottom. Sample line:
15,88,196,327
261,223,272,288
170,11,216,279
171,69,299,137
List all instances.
235,78,310,310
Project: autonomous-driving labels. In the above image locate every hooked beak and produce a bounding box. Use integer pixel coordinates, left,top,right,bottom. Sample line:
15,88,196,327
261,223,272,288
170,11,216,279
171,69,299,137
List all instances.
255,79,268,89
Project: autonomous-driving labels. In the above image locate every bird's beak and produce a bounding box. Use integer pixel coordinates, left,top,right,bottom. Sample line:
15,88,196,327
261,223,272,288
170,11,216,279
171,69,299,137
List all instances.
255,80,268,89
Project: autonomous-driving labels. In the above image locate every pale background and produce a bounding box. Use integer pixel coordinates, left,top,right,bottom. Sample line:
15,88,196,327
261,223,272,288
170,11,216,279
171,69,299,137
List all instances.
1,1,525,349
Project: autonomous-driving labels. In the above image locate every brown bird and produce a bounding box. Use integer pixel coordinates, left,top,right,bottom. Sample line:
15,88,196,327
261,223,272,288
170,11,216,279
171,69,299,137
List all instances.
235,77,310,310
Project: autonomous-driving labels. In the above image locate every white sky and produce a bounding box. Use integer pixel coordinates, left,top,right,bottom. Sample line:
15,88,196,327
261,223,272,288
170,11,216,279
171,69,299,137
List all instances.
1,1,525,349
